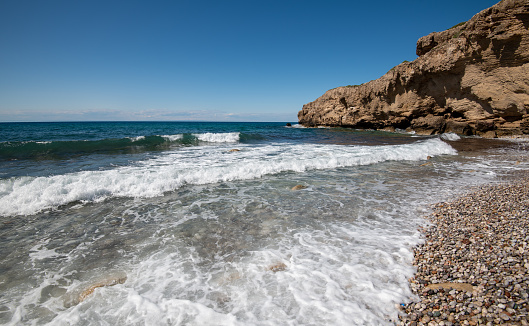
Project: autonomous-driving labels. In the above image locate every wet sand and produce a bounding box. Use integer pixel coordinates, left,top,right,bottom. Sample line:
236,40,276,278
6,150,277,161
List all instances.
443,137,524,153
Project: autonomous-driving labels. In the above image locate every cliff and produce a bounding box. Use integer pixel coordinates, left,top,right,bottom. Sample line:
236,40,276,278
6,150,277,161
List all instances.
298,0,529,137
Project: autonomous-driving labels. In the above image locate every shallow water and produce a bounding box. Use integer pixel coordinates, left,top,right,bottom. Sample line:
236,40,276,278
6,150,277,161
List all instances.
0,122,527,325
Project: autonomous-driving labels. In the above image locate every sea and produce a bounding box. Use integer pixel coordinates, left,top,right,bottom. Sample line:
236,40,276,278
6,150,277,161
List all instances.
0,121,527,326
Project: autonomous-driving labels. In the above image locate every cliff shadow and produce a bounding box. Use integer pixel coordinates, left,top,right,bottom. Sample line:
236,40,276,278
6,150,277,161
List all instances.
492,34,523,66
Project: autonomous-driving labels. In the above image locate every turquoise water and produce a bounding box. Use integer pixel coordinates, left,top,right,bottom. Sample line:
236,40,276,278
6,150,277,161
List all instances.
0,122,527,325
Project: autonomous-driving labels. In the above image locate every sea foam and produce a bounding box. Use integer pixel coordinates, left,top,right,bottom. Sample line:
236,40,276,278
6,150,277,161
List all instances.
440,132,461,141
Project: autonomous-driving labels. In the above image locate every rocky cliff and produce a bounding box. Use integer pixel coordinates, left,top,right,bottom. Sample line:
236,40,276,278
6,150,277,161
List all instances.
298,0,529,137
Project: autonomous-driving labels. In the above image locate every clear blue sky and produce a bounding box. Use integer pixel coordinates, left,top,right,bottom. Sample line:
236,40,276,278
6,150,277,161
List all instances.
0,0,499,122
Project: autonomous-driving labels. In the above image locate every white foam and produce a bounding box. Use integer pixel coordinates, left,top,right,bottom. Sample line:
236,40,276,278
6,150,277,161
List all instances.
440,132,461,141
0,139,456,216
39,214,421,325
129,136,146,141
29,240,64,262
161,134,183,142
502,136,529,142
193,132,240,143
50,287,240,326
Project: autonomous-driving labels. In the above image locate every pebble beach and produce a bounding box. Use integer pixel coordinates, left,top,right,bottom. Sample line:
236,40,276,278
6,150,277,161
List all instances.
398,173,529,326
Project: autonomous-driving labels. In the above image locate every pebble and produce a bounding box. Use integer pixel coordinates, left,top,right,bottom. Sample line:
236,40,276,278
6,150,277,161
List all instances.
398,175,529,325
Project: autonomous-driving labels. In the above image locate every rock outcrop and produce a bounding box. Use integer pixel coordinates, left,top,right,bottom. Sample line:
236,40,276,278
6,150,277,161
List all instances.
298,0,529,137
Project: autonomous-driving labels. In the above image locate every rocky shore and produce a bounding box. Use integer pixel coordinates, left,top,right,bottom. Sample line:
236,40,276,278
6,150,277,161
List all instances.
398,174,529,325
298,0,529,137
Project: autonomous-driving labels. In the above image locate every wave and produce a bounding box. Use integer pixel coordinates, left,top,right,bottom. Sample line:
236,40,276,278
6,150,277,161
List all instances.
193,132,240,143
0,133,243,160
0,138,456,217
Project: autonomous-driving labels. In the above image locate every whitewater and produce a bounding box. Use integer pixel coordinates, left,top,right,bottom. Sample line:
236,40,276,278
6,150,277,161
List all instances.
0,121,527,325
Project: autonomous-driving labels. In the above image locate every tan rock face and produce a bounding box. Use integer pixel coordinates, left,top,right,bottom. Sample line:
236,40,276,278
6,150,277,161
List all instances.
298,0,529,137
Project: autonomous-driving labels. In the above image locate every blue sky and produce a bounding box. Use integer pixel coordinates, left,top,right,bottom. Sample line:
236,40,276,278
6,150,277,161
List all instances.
0,0,499,122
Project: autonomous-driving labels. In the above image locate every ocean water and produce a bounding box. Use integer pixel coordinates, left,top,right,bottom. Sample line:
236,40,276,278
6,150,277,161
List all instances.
0,121,527,325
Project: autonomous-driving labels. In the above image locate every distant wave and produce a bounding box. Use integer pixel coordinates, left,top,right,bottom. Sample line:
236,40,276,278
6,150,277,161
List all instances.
0,132,244,160
287,124,306,128
0,138,457,216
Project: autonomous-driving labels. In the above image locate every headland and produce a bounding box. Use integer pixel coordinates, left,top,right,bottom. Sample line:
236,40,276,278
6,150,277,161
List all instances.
298,0,529,138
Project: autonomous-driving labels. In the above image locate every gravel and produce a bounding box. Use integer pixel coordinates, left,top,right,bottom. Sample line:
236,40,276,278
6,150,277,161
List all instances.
398,176,529,326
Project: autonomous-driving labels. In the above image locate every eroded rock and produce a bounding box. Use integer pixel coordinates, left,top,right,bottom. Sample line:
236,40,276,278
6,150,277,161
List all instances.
298,0,529,137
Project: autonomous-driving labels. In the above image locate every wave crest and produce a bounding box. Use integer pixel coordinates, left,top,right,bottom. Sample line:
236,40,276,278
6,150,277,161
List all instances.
193,132,240,143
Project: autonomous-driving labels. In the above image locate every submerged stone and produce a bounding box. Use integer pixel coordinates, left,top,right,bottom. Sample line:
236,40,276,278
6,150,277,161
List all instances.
291,185,307,191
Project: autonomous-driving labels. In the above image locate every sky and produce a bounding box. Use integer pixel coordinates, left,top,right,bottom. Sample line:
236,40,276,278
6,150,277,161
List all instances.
0,0,499,122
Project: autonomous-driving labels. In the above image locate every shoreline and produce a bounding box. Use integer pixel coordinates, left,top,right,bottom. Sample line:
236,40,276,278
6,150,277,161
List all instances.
398,172,529,325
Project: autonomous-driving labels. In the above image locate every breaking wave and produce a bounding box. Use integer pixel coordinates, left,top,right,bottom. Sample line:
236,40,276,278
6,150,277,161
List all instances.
0,138,456,216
